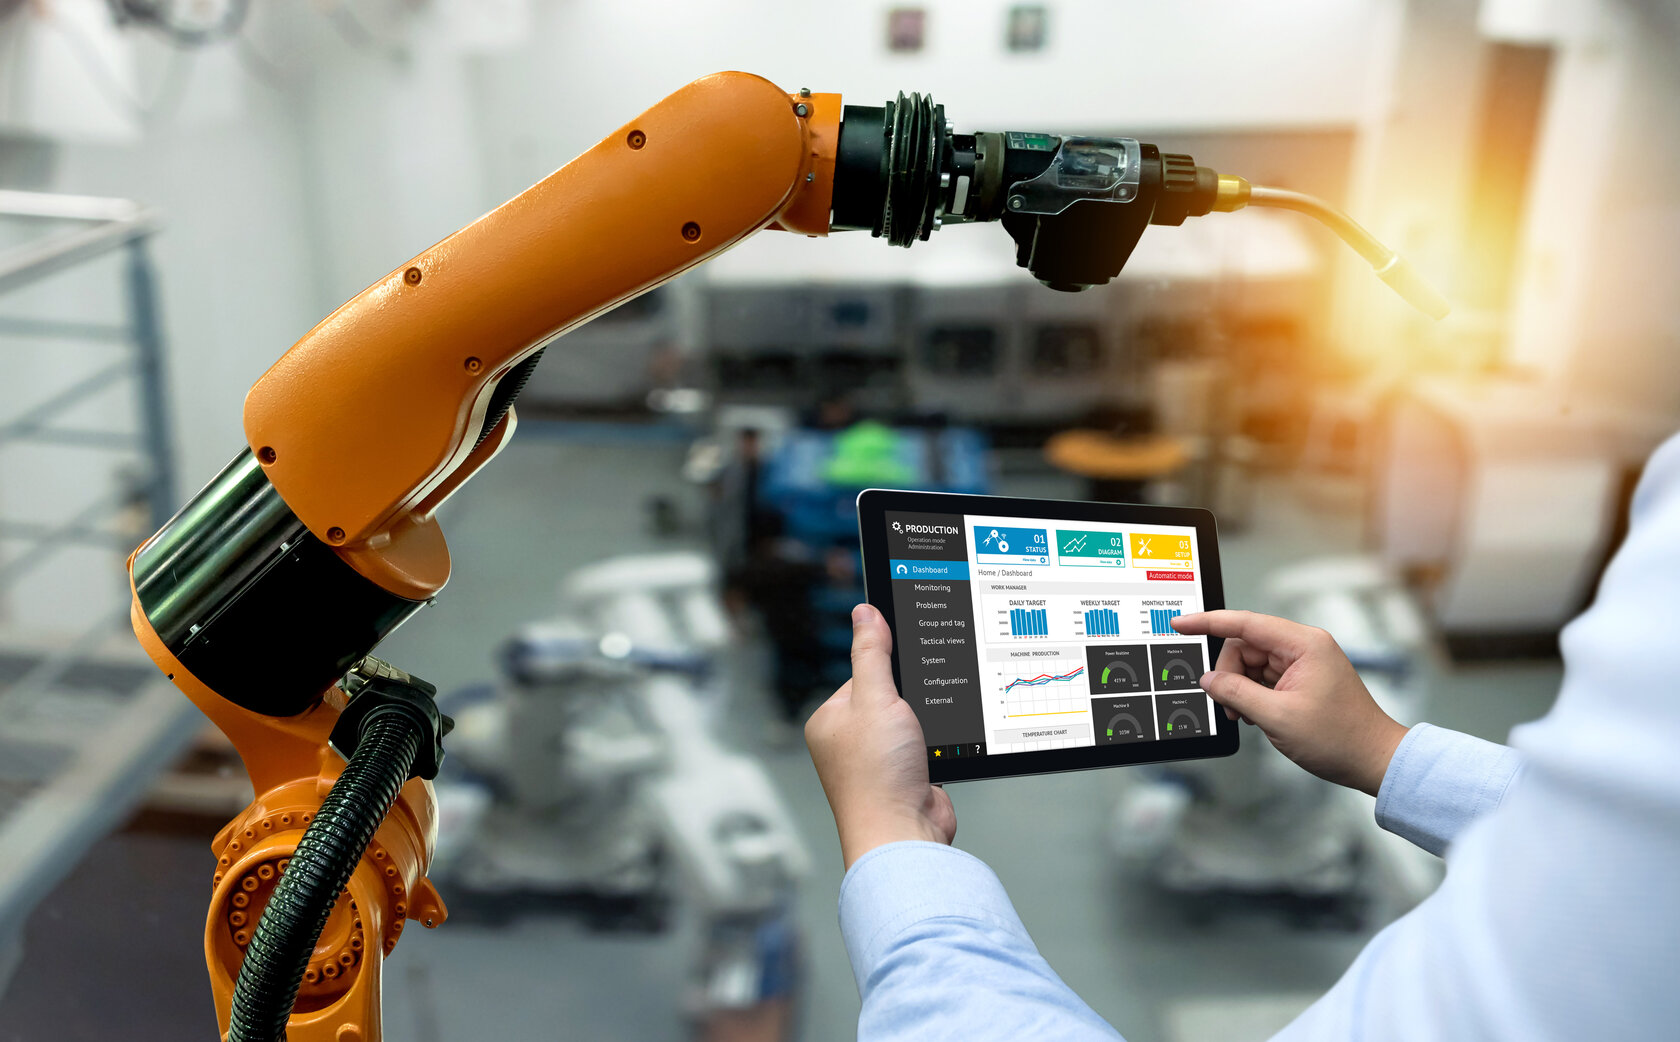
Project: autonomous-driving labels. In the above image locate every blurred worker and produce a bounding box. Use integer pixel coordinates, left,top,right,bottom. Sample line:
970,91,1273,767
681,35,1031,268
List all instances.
804,436,1680,1039
729,515,828,726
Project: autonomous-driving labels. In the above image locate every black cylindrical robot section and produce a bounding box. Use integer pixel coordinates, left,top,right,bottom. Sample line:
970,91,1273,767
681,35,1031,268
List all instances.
831,104,888,233
133,449,426,716
832,93,956,247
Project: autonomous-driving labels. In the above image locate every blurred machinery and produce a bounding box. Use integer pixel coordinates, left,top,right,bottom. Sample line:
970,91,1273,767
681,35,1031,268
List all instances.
1111,556,1440,926
700,419,990,715
518,287,690,413
436,552,808,1036
706,283,903,417
698,212,1325,444
1375,378,1675,658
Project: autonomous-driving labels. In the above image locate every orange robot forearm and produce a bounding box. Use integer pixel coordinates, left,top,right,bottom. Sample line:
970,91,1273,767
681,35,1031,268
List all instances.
248,72,840,573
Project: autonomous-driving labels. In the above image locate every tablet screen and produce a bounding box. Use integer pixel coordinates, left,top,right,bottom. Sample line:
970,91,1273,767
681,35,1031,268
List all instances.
882,506,1217,762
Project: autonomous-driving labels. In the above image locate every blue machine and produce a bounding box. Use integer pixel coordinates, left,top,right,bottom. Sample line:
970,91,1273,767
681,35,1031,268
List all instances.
755,424,989,694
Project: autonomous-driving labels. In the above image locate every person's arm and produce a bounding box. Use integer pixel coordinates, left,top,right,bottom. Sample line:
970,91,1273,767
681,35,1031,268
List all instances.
840,842,1121,1042
1169,610,1521,855
1373,723,1522,856
806,605,1122,1042
1276,432,1680,1042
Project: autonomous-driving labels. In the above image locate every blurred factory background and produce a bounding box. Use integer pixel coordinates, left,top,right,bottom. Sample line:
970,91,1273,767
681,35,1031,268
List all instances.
0,1,1677,1040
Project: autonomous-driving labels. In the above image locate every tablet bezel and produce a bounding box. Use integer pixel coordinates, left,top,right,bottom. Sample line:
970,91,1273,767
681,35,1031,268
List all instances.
857,488,1236,783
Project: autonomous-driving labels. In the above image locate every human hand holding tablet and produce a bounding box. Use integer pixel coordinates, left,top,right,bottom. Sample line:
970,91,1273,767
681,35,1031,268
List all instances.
855,490,1237,783
803,603,959,869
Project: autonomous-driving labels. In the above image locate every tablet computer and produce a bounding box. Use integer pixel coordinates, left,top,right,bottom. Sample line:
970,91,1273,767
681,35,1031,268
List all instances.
857,489,1235,783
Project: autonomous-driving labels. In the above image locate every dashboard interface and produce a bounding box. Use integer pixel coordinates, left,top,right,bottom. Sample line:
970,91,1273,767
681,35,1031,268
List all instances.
883,508,1217,764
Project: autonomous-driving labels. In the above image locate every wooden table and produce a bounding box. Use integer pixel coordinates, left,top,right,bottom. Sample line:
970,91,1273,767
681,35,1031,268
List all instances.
1044,429,1192,503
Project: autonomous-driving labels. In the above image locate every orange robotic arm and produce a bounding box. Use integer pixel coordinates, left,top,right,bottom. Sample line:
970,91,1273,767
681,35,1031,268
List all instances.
126,69,1445,1042
128,72,839,1042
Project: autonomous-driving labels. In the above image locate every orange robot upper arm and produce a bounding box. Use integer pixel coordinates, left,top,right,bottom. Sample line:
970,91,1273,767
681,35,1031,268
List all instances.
244,73,838,552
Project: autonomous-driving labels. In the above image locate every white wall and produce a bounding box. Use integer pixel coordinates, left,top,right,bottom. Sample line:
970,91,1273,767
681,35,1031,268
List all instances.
284,13,494,310
0,6,320,632
1502,0,1680,419
467,0,1389,201
1333,0,1490,358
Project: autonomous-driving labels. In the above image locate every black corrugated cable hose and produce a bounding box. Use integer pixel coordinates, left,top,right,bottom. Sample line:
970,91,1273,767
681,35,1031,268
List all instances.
226,711,422,1042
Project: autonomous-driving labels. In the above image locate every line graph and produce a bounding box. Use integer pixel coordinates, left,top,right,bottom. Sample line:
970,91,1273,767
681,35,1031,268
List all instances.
998,655,1090,726
1003,665,1086,694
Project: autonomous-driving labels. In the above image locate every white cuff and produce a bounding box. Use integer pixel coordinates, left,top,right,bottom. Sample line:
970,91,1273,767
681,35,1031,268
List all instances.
1375,722,1523,857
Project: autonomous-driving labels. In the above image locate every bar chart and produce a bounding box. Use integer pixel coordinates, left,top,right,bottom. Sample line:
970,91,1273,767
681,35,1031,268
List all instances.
1084,608,1122,636
1009,608,1049,636
1148,608,1182,636
986,593,1197,642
